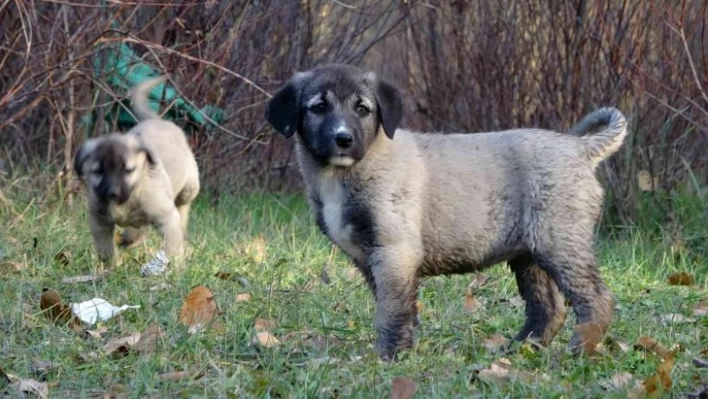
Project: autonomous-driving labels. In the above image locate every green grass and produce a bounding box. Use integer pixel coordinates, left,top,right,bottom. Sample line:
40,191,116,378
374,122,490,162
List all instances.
1,181,707,398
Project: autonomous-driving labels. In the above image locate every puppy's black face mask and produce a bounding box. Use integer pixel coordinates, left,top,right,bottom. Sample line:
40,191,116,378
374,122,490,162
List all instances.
74,137,155,205
265,64,403,168
90,142,136,204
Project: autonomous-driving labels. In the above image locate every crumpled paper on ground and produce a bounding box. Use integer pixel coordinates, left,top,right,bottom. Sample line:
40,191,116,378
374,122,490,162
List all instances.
140,250,169,277
70,298,140,326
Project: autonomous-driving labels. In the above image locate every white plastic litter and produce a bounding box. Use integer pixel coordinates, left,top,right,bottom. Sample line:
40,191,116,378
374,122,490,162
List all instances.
140,250,169,277
70,298,140,326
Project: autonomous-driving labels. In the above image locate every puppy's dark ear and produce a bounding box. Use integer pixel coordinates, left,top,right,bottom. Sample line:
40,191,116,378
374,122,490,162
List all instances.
375,79,403,140
265,72,309,138
74,139,97,177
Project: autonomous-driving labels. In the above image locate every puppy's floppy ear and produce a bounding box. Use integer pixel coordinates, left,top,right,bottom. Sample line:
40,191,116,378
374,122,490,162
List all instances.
140,146,157,166
136,138,157,166
74,139,98,177
265,72,310,138
374,79,403,140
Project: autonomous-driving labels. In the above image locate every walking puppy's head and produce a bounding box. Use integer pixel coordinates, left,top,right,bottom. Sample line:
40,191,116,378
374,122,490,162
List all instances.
266,64,403,167
74,134,156,204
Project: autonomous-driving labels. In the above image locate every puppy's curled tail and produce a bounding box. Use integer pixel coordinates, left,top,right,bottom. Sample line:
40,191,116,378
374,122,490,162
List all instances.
569,107,628,164
130,76,167,121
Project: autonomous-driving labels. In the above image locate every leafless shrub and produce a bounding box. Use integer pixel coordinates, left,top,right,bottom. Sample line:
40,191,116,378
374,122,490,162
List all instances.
1,0,706,224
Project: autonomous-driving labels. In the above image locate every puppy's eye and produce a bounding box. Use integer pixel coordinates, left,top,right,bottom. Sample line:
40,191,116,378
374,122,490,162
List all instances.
91,168,103,176
310,103,327,114
355,104,370,117
124,167,135,174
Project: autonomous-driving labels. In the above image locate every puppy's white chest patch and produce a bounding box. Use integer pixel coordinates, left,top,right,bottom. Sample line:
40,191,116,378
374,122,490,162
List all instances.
318,174,365,261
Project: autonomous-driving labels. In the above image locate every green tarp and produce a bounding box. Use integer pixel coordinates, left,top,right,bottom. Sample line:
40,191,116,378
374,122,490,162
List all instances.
91,42,223,133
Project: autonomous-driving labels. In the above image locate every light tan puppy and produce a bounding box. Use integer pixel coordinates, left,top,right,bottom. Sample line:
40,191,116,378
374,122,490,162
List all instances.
74,76,200,274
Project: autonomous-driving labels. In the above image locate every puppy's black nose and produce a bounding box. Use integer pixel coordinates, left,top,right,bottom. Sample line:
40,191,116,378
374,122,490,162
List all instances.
107,187,120,200
335,132,353,148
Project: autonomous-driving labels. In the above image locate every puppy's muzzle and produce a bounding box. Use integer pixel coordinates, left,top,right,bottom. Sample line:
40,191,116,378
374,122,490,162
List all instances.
326,124,358,166
97,179,130,204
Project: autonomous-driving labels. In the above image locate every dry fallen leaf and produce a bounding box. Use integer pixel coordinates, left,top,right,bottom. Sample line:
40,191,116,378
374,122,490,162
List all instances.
637,169,659,192
693,303,708,318
61,272,109,284
477,357,549,384
17,378,49,399
31,359,56,376
1,362,48,398
0,260,26,273
635,336,670,357
573,322,606,356
179,285,218,334
133,323,164,355
601,371,640,391
482,334,509,354
667,272,695,286
235,293,252,302
391,376,417,399
464,293,483,314
617,341,631,354
243,236,267,263
604,336,631,354
39,288,81,329
85,326,108,339
254,331,280,348
254,318,277,332
54,248,72,266
643,351,675,397
103,333,142,356
468,274,490,291
478,358,511,381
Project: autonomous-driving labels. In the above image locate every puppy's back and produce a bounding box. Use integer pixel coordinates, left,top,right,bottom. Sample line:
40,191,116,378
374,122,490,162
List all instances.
131,120,198,193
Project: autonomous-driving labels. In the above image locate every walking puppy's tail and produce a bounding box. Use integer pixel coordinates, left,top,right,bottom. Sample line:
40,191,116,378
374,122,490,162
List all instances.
130,76,167,121
569,107,628,165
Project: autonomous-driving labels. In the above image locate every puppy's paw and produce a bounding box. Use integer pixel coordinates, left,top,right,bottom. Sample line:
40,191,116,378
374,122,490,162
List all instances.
140,250,169,277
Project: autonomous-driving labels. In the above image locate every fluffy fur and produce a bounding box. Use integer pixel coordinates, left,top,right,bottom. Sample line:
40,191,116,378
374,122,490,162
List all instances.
74,76,200,267
266,64,628,360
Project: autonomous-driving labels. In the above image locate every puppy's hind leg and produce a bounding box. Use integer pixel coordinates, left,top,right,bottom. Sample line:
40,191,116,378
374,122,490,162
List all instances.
535,248,614,354
509,253,567,346
176,202,192,238
175,181,198,239
157,208,185,263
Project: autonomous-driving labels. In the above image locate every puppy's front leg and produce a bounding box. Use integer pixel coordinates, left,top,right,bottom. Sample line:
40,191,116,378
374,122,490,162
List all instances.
89,213,115,266
157,208,185,263
369,247,422,361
